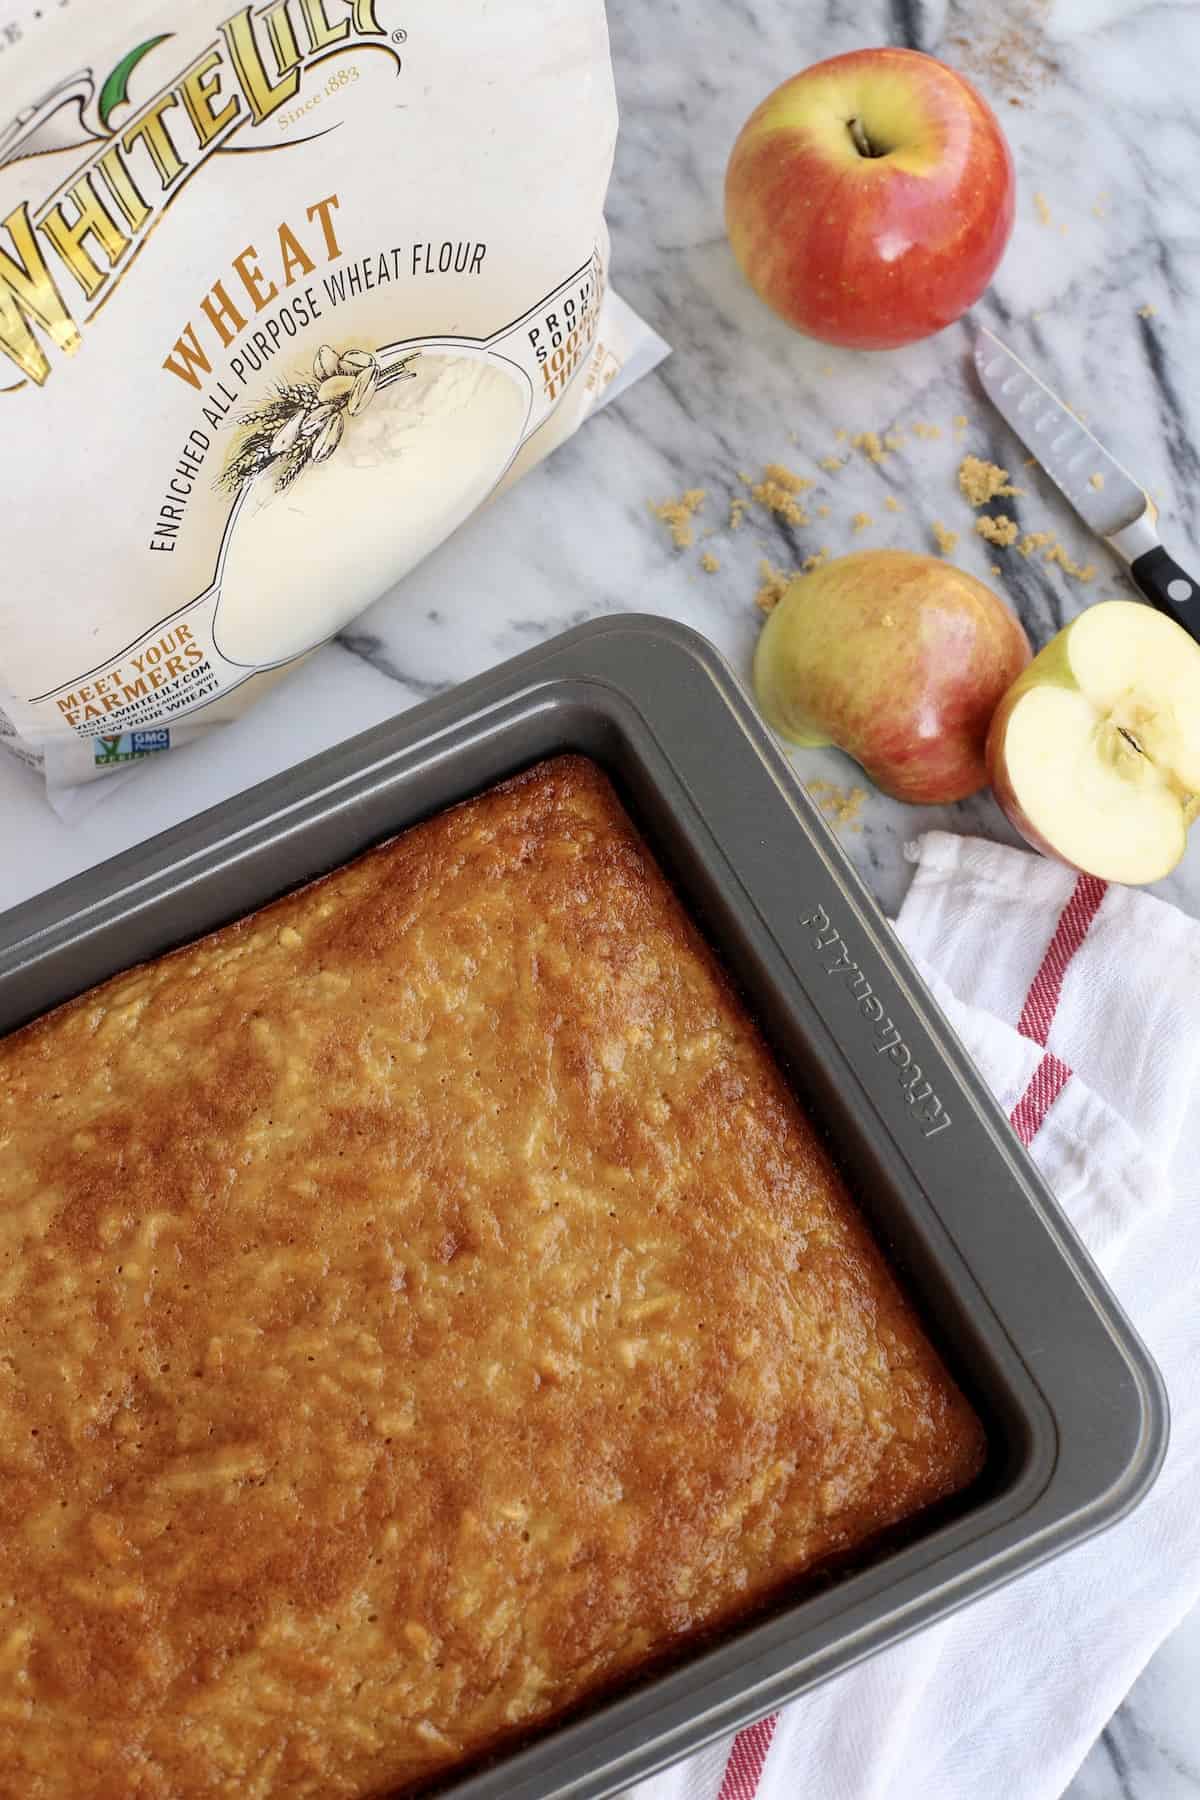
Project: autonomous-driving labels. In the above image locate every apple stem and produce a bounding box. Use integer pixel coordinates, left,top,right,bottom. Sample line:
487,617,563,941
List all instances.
847,116,877,158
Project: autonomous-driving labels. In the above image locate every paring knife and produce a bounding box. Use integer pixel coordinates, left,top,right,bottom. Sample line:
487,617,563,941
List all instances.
973,327,1199,644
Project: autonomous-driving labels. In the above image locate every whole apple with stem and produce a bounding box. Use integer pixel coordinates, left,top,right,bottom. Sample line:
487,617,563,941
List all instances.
725,48,1015,349
987,601,1200,885
754,550,1031,803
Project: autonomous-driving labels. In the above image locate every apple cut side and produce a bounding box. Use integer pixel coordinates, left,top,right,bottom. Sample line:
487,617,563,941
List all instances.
987,600,1200,885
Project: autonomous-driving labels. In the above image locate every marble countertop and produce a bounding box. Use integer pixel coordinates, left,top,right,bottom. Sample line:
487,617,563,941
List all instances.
2,0,1198,1792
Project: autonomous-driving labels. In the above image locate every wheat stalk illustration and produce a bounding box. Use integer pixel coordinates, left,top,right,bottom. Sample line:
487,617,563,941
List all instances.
217,345,421,495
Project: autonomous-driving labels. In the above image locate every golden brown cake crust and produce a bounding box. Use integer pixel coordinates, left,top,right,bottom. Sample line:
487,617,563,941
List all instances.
0,757,984,1798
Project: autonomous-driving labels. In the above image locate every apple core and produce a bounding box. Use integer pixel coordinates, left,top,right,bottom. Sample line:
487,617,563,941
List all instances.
987,602,1200,885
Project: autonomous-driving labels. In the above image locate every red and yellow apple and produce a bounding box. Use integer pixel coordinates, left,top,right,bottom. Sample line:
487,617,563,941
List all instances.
754,549,1030,802
725,48,1015,349
987,601,1200,885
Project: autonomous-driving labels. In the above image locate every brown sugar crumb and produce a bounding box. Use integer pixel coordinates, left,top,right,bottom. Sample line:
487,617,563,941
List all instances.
1023,457,1039,468
1088,472,1105,490
976,514,1020,548
910,422,943,441
1034,192,1052,226
884,496,902,513
802,550,827,573
1044,542,1097,582
651,489,706,550
751,487,808,527
946,4,1058,100
1138,303,1156,319
736,470,752,485
754,559,795,615
749,463,814,527
700,551,721,574
764,463,813,493
816,504,831,518
729,496,750,531
819,455,845,471
952,415,968,433
959,455,1022,506
835,428,848,442
883,430,905,451
932,521,959,557
991,564,1003,575
1019,530,1098,579
805,779,867,831
852,430,889,464
851,511,873,534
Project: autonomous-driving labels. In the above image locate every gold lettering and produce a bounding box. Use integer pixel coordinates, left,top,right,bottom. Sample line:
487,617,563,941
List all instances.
38,174,130,301
232,244,278,313
264,0,303,79
162,321,214,389
276,220,315,285
96,145,151,233
299,0,350,52
199,278,247,348
122,95,188,190
348,0,386,32
179,48,241,149
306,193,342,261
2,0,389,392
0,203,81,383
220,6,301,125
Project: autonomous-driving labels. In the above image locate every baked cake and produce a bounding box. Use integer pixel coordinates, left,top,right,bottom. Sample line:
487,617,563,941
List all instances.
0,756,984,1797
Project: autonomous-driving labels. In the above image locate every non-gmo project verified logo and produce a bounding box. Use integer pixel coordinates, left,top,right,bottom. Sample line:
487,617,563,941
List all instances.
93,729,170,765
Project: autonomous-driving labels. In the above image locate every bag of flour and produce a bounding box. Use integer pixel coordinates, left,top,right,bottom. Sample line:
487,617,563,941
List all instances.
0,0,664,808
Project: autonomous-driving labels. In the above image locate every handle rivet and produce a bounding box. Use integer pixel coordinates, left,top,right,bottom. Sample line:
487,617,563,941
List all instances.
1167,578,1193,604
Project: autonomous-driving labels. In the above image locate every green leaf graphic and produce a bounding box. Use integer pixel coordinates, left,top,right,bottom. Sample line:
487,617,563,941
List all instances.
98,34,172,131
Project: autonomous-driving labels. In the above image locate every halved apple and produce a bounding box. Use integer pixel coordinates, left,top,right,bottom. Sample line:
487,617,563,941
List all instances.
987,601,1200,885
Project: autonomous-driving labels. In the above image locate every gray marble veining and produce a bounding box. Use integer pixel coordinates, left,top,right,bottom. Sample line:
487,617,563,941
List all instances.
1067,1602,1200,1800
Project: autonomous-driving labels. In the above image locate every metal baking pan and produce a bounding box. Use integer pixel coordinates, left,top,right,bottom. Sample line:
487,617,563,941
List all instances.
0,615,1167,1799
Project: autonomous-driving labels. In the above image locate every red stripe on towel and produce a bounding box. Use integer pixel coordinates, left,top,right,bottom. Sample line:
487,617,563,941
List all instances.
1009,1050,1074,1146
1015,874,1107,1046
1008,872,1107,1143
715,1715,779,1800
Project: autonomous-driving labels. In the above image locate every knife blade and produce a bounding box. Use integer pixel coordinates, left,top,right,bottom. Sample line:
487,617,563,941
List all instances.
972,327,1200,645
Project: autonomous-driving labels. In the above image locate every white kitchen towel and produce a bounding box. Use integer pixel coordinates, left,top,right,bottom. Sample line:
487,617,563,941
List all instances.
624,831,1200,1800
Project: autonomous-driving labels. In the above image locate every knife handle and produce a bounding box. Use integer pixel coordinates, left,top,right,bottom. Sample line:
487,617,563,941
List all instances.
1130,545,1200,644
